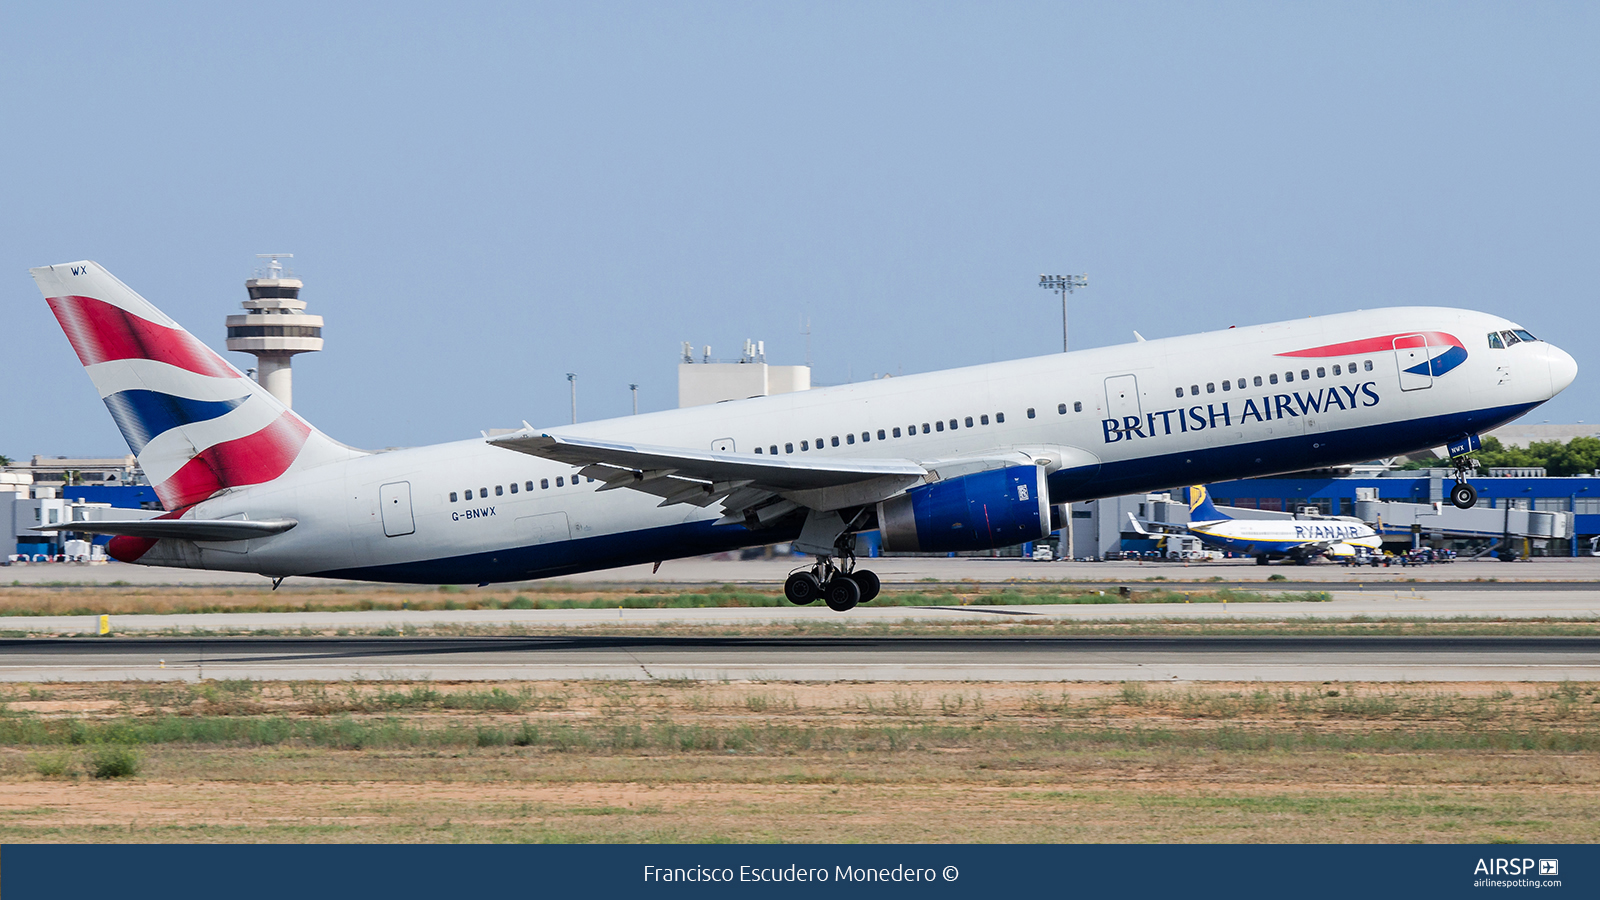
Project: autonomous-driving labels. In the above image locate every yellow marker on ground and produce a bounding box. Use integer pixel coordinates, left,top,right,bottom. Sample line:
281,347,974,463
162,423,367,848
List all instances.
98,615,110,636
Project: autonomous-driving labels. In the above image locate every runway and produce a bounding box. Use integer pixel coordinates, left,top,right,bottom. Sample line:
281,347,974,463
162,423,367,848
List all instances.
3,635,1596,682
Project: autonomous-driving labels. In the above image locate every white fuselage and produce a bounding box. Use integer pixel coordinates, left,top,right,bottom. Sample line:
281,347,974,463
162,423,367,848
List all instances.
132,306,1574,583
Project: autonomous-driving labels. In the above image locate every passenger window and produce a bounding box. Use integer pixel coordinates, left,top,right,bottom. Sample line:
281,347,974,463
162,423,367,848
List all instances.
831,436,840,447
509,483,517,494
1301,370,1309,381
1176,387,1184,397
1190,384,1199,395
525,481,534,491
1072,402,1081,413
893,427,902,437
922,423,931,434
1284,372,1294,382
1254,376,1262,386
480,487,488,496
449,492,458,502
1236,379,1245,389
464,489,474,499
800,440,809,451
540,479,549,489
1058,403,1067,414
1206,383,1215,393
815,437,824,448
495,485,504,496
1221,381,1230,391
980,414,989,425
1269,373,1278,384
845,433,855,445
587,477,594,483
964,416,973,427
1316,367,1325,378
555,477,564,487
997,412,1006,422
770,445,778,454
935,421,945,432
1348,360,1357,372
754,447,763,454
1363,360,1373,371
1026,408,1035,418
785,443,794,453
877,429,886,439
1332,364,1341,375
1488,332,1504,349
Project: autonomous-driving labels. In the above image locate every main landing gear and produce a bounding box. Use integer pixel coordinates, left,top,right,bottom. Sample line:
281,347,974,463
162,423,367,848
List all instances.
784,536,880,612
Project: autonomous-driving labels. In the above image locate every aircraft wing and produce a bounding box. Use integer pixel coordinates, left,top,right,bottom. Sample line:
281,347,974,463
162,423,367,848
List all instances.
1125,512,1186,535
488,432,930,522
33,519,298,542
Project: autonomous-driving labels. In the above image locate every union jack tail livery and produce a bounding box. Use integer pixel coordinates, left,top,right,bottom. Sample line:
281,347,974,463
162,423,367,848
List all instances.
31,261,363,513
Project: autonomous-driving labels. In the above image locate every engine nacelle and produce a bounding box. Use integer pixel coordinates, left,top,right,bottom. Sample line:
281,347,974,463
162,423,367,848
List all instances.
876,465,1050,553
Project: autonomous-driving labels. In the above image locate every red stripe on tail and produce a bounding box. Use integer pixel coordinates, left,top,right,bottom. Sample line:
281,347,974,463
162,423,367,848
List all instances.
154,412,313,509
47,294,237,378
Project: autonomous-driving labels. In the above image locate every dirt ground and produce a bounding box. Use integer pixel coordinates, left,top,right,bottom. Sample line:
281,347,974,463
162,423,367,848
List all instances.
0,679,1594,843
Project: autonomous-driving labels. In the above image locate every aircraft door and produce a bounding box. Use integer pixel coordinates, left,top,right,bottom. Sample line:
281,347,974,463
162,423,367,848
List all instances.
379,481,416,537
1104,374,1142,422
1393,334,1433,392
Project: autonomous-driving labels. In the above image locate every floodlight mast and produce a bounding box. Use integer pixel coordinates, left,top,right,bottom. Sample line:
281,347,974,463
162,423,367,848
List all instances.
566,373,577,424
1037,273,1087,353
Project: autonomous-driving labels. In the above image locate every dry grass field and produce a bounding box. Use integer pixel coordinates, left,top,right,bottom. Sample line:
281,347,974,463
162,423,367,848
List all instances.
0,678,1595,843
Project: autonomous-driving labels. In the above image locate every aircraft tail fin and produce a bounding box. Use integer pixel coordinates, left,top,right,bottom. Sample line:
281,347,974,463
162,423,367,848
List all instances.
31,260,364,511
1183,485,1230,522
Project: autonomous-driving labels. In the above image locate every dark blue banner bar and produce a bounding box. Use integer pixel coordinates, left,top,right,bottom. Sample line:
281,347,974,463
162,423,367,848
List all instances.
4,844,1593,899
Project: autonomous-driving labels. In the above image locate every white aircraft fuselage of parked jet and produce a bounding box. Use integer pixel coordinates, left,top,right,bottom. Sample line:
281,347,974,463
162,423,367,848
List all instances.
1128,485,1384,564
31,261,1577,610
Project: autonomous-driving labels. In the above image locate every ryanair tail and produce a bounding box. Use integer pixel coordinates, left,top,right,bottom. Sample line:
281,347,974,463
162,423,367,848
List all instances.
31,261,364,512
1182,485,1230,523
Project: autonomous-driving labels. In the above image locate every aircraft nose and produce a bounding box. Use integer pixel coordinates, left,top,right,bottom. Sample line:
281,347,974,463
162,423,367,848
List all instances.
1546,342,1578,395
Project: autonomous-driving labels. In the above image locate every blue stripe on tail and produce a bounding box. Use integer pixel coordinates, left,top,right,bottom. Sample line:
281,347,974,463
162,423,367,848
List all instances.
102,390,248,453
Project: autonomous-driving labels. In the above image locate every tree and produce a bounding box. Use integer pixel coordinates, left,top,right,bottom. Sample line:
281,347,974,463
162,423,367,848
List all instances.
0,454,11,467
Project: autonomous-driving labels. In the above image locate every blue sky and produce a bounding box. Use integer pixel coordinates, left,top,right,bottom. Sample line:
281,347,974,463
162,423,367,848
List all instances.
3,2,1596,456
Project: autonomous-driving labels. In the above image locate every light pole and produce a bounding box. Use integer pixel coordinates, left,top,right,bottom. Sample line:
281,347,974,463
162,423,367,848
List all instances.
566,373,577,424
1038,273,1087,352
1037,272,1087,561
630,383,639,415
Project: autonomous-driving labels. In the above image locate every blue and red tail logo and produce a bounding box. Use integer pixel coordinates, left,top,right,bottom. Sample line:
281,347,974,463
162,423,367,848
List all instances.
1276,331,1468,378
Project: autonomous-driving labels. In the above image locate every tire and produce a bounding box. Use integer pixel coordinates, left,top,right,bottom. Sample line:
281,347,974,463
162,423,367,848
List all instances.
1255,555,1270,566
824,576,861,612
1451,482,1478,509
784,572,821,605
848,570,881,603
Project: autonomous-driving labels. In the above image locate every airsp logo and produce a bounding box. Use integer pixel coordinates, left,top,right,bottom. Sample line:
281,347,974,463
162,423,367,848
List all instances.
1474,858,1546,876
1540,859,1559,877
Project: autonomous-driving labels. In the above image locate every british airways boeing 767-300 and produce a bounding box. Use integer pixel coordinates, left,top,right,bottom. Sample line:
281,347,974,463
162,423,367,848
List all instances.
31,261,1577,610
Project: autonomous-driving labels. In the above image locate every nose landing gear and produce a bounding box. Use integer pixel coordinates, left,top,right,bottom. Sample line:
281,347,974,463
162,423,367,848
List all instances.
1448,456,1480,509
783,534,880,612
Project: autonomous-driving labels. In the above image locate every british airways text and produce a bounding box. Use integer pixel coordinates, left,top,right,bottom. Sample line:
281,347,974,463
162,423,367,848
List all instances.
1102,382,1381,444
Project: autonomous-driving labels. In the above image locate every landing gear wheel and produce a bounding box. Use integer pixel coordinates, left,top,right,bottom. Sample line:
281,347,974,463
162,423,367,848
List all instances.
1450,482,1478,510
1255,554,1270,566
824,576,861,612
847,570,880,603
784,572,822,605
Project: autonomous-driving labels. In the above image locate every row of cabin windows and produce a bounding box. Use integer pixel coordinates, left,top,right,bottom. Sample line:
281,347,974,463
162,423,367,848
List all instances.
1487,329,1539,349
748,400,1090,455
450,475,594,502
752,411,1012,454
1173,359,1375,398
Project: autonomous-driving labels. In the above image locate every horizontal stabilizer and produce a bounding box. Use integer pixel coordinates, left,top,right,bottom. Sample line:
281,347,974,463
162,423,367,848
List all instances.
33,518,298,542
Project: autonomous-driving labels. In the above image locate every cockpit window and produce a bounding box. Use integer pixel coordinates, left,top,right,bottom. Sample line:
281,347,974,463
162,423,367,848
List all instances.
1512,329,1537,342
1488,332,1505,349
1501,330,1521,346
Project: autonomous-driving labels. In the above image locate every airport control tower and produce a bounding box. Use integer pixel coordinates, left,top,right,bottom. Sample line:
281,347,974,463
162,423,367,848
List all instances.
225,254,323,409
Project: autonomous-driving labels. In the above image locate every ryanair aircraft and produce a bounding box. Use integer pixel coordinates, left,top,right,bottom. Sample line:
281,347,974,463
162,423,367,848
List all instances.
31,261,1576,610
1127,485,1383,564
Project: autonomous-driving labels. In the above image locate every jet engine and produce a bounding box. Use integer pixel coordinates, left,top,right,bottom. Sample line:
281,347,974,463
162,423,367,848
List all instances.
876,465,1051,553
